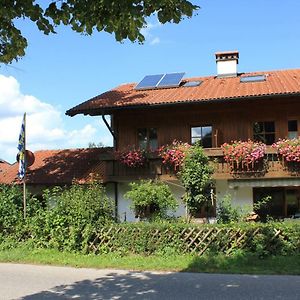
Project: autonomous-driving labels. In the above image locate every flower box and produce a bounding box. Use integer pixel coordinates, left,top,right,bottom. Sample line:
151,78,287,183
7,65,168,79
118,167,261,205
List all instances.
222,140,266,174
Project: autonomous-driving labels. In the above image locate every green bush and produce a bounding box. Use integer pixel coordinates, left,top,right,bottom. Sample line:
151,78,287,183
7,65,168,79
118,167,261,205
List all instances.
37,183,115,251
216,194,241,223
0,185,23,236
124,180,178,221
0,183,114,252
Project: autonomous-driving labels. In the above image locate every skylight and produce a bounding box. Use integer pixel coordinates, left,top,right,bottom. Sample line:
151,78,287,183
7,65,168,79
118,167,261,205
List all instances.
240,74,266,83
183,81,202,87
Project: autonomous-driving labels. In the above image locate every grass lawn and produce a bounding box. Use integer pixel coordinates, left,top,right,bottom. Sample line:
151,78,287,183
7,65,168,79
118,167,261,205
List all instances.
0,244,299,275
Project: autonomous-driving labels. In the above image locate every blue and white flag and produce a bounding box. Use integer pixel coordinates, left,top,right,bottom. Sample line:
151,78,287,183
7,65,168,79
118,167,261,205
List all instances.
17,113,26,180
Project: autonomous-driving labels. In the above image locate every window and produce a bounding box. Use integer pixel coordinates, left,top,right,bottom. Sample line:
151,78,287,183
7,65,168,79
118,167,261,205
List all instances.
288,120,298,139
253,121,275,145
137,128,158,150
191,125,212,148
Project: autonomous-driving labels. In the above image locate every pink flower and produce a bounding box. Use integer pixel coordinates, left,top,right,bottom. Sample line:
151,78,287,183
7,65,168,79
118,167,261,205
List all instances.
273,138,300,163
159,140,191,172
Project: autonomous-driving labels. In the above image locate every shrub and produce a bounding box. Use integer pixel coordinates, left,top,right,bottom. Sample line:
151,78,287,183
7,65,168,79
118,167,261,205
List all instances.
33,183,115,251
0,185,23,236
216,194,241,224
124,180,178,220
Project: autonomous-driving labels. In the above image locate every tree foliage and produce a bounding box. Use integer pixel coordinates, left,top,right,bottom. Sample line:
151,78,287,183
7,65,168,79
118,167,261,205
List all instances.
1,0,199,64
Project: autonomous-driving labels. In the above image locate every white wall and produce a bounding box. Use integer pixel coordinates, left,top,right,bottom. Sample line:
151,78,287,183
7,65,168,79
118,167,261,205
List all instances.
166,182,186,217
215,179,253,209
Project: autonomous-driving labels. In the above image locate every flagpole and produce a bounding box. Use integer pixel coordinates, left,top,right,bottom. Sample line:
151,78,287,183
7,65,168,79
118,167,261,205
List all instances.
17,113,27,219
23,113,26,219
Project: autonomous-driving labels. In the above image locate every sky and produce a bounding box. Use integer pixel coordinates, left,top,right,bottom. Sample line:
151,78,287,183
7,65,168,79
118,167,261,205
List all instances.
1,0,300,163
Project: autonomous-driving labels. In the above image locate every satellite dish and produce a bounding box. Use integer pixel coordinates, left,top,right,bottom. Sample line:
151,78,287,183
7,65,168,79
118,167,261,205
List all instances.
26,150,35,167
16,150,35,167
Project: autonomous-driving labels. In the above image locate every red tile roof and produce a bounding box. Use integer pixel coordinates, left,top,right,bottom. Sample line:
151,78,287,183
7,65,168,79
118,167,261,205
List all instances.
0,148,112,185
66,69,300,116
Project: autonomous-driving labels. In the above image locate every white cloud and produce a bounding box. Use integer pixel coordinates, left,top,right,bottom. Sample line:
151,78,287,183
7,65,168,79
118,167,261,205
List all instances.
150,37,160,46
141,22,162,46
0,75,112,163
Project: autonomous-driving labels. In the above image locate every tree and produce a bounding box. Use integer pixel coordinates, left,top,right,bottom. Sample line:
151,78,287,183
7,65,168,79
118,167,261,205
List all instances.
180,142,214,215
0,0,199,64
88,141,105,148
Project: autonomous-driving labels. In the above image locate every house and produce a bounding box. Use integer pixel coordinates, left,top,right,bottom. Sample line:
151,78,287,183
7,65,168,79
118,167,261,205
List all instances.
65,50,300,221
0,159,12,181
0,148,114,195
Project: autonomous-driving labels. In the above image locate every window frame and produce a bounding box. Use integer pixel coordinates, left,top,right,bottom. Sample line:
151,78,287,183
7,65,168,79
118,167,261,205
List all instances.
137,127,158,150
253,121,276,145
288,119,298,139
190,125,213,148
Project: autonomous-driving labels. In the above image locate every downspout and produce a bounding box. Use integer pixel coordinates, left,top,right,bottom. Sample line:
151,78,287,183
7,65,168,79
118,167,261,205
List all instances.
114,182,118,222
102,114,119,222
102,114,117,148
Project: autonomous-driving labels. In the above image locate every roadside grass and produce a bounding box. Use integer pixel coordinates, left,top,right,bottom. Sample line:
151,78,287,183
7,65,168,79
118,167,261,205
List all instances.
0,243,299,275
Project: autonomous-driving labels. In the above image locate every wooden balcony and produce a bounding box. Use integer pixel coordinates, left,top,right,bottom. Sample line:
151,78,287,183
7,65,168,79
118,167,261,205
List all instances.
100,147,300,182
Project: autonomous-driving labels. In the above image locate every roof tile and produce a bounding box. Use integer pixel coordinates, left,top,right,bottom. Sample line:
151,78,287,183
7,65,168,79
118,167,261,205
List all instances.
0,148,112,185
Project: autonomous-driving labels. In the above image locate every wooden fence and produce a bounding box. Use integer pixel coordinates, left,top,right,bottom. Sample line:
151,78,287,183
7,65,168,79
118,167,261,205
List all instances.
87,224,297,256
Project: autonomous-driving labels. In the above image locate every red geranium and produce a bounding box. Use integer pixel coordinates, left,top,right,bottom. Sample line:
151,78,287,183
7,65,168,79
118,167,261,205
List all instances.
116,148,146,167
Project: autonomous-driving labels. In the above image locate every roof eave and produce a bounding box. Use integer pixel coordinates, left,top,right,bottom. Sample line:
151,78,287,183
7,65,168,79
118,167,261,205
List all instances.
65,92,300,117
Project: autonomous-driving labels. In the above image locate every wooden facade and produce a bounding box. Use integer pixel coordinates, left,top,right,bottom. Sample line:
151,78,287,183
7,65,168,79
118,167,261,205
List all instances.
113,96,300,150
92,95,300,183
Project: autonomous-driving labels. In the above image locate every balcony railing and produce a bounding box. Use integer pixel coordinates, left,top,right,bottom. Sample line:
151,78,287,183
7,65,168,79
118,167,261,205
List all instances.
99,147,300,182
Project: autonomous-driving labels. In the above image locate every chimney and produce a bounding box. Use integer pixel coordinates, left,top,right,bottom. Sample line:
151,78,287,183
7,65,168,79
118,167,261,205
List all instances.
215,50,239,77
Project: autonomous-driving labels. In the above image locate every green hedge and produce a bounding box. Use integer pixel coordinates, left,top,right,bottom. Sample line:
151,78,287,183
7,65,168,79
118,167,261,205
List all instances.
1,185,300,257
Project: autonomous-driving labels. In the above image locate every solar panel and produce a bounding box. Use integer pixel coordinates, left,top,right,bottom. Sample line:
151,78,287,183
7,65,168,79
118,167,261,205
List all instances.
135,74,164,90
157,72,185,88
240,74,266,83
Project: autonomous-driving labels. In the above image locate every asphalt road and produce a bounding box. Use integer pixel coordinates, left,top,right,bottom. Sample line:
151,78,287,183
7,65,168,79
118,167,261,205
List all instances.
0,263,299,300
